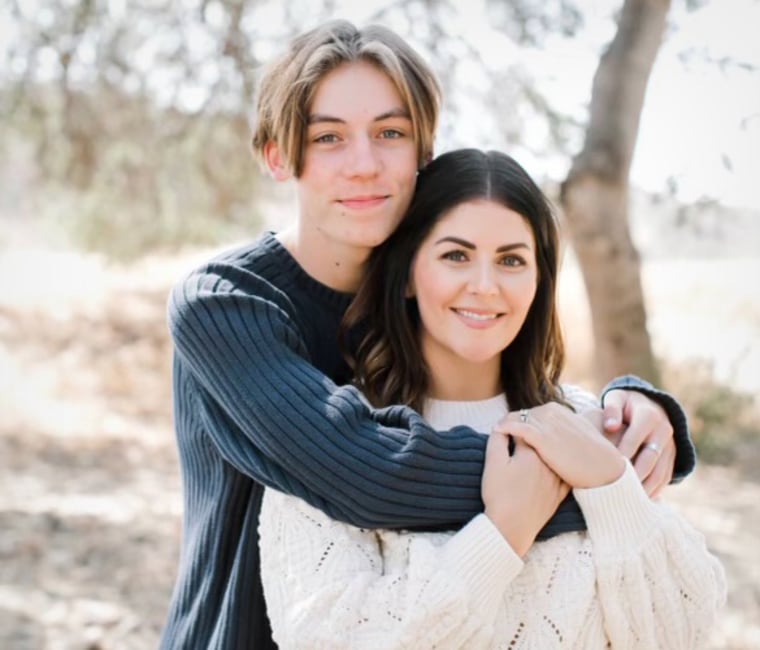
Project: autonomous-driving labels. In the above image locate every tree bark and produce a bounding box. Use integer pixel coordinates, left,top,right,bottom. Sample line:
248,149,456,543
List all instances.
560,0,670,385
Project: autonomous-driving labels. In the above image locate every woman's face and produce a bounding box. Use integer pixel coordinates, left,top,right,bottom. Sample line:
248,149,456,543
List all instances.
409,198,538,385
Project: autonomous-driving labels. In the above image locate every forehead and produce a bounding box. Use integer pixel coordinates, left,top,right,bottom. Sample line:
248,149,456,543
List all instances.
427,199,534,241
309,60,407,120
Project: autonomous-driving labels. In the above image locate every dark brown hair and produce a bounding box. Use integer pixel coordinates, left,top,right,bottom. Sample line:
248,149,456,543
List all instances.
342,148,568,412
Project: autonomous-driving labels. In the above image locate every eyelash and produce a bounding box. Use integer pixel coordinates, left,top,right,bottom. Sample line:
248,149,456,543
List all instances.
500,254,526,267
441,250,525,267
313,133,339,144
442,250,468,262
311,128,406,144
380,129,404,139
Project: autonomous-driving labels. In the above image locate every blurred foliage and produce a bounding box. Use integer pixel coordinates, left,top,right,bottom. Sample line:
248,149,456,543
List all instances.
663,359,759,468
4,82,263,259
1,0,599,260
5,87,264,258
0,0,729,260
1,0,279,259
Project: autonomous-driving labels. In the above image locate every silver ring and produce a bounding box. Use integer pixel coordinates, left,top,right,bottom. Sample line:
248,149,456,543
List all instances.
519,408,529,424
644,441,662,455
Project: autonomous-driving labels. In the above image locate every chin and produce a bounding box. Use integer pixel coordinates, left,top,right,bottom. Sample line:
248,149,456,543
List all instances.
455,349,503,366
351,229,396,249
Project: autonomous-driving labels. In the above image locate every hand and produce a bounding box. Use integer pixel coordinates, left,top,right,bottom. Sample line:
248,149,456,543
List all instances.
603,390,676,497
482,433,568,556
579,407,624,447
493,403,626,489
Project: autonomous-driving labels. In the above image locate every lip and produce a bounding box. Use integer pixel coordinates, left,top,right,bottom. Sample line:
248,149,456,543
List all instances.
337,195,389,210
452,307,505,329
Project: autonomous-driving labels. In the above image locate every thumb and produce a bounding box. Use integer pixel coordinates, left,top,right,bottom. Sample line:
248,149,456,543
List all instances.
602,389,625,433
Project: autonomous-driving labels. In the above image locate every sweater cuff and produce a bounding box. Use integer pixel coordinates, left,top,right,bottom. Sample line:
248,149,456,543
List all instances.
573,461,665,557
442,514,523,617
602,374,696,483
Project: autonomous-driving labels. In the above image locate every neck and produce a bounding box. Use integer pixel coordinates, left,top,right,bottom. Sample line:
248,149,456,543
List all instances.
277,224,369,293
424,354,502,402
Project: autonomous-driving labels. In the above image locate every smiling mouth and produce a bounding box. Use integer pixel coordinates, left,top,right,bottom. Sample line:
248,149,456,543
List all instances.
453,309,504,321
338,196,389,209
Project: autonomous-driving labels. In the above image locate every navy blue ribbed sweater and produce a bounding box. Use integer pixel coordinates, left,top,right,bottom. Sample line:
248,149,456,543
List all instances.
159,231,695,649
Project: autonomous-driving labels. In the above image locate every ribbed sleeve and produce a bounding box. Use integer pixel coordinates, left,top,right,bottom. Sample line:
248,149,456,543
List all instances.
575,462,727,648
167,237,488,528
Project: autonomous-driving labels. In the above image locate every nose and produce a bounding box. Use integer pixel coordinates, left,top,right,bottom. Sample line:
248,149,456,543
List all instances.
467,263,499,296
344,135,381,178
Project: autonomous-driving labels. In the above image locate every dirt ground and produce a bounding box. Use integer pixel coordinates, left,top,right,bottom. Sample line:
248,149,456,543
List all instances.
1,246,758,649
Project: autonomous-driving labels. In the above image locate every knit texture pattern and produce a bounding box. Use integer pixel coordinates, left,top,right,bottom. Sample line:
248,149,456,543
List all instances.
260,390,726,650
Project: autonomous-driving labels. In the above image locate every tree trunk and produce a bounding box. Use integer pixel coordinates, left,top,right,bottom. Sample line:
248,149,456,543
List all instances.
560,0,670,386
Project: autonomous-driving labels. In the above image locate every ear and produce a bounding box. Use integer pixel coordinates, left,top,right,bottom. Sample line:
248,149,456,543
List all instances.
419,149,434,170
264,141,291,182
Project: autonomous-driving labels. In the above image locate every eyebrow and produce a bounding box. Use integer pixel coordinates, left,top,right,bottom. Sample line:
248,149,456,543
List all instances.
307,107,411,125
434,236,531,253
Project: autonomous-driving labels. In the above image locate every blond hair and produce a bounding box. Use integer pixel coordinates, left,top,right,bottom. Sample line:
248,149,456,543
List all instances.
251,20,441,177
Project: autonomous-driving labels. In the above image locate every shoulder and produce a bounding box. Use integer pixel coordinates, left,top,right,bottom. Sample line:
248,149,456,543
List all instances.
560,383,599,412
174,232,290,294
166,233,306,342
169,234,295,312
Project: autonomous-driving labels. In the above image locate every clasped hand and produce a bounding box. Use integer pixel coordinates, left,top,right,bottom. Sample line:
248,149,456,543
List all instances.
481,391,676,555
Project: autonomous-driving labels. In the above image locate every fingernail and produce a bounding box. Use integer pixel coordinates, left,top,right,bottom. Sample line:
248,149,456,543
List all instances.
604,418,617,428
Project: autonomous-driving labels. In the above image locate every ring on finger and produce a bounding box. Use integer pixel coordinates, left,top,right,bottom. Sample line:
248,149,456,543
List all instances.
643,441,662,456
519,408,529,424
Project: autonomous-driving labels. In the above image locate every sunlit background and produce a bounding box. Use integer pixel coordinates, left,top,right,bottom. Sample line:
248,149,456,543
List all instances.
1,0,758,648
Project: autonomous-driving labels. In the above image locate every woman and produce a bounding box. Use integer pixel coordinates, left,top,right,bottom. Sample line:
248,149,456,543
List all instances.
259,149,725,649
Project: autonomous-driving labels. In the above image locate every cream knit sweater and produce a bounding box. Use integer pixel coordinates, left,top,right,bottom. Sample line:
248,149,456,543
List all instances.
259,389,726,649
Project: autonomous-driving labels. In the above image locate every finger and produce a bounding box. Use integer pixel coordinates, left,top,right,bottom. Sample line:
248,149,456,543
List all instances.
602,389,625,433
510,436,536,455
642,439,675,496
617,426,646,460
496,422,543,451
641,456,663,495
602,425,625,448
494,409,528,429
642,468,664,498
632,439,663,481
612,391,658,458
642,458,668,497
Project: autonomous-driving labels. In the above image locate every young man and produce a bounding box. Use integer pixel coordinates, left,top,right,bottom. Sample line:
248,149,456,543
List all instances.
160,20,694,649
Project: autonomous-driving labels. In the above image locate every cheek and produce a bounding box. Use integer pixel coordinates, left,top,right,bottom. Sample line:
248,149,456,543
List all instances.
395,153,419,193
510,276,538,316
412,264,449,317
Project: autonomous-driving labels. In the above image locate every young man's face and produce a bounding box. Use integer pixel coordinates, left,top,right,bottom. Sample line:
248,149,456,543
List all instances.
295,60,419,257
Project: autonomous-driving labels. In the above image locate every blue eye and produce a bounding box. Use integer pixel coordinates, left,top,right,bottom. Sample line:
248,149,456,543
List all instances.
314,133,339,144
380,129,404,139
